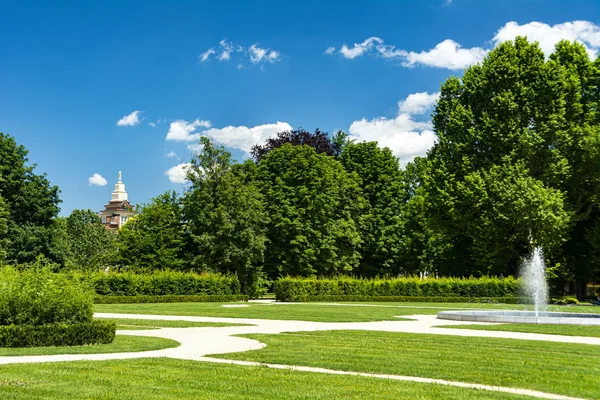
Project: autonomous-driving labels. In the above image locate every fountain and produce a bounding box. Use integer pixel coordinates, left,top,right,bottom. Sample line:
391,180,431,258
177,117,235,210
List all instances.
437,247,600,325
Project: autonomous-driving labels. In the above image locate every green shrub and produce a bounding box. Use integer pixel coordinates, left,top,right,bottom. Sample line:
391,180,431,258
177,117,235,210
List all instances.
80,270,241,296
0,320,116,348
296,295,529,303
94,294,248,304
0,267,94,326
274,276,521,302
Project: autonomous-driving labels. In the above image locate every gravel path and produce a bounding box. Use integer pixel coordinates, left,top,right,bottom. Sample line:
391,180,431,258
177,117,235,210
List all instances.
1,312,597,400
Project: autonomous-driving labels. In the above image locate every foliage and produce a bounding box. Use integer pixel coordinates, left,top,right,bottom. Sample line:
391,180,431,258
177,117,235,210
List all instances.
0,132,61,264
274,276,520,302
277,295,527,303
0,266,94,326
258,144,364,279
94,294,248,304
0,195,8,262
184,137,267,294
118,191,186,271
88,270,241,296
340,141,406,277
423,38,600,290
0,320,115,348
251,128,343,162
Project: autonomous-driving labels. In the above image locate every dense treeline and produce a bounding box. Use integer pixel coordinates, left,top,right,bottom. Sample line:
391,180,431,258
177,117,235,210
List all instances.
1,37,598,298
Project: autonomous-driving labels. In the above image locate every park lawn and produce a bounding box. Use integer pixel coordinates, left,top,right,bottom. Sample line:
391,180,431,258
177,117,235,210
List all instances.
0,335,179,356
435,323,600,337
212,330,600,399
96,318,251,330
94,301,600,322
0,358,526,400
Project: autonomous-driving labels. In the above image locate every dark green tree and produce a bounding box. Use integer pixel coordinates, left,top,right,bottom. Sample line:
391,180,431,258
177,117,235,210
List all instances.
183,137,267,295
340,141,406,277
117,191,185,271
258,144,363,278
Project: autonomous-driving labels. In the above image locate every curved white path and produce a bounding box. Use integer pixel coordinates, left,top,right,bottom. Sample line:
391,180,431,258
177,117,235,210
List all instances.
1,312,598,400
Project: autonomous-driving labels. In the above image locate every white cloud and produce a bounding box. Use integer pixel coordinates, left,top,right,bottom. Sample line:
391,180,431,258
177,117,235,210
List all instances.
348,92,439,165
117,110,142,126
88,173,108,186
165,119,211,142
200,39,281,67
400,39,487,69
340,37,383,59
492,20,600,59
165,163,191,184
324,47,336,55
166,151,178,158
187,143,204,154
203,121,293,154
149,122,157,128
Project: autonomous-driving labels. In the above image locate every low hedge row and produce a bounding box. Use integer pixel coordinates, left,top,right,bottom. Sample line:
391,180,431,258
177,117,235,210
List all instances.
85,271,241,296
275,276,521,302
0,320,116,348
94,295,249,304
290,295,530,304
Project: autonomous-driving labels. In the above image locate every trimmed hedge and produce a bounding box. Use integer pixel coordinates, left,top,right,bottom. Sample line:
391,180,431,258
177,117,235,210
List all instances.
291,295,530,303
94,294,248,304
87,271,241,296
275,276,521,302
0,320,116,348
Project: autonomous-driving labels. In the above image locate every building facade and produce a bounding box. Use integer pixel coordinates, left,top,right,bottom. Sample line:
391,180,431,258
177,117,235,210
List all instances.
99,171,135,230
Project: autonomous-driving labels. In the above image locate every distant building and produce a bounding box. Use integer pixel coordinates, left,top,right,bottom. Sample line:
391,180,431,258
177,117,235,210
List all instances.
99,171,135,230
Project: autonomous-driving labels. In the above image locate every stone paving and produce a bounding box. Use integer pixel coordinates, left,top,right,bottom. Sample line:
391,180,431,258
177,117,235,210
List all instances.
1,311,597,400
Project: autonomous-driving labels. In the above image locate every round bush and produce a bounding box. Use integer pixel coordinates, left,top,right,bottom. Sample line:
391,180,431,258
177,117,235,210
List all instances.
0,267,94,326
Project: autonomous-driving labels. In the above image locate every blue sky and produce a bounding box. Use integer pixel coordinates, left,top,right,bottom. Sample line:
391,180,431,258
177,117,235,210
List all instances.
1,0,599,215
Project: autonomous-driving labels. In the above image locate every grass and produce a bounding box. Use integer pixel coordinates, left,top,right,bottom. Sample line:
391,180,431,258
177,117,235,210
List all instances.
435,323,600,337
0,358,527,399
97,318,251,330
0,335,179,356
94,301,600,322
213,330,600,399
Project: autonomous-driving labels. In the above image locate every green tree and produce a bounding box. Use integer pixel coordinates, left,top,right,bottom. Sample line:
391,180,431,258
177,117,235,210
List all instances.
340,141,406,277
117,191,186,271
425,37,599,289
183,137,267,294
62,209,116,270
0,133,61,264
258,144,363,278
0,195,8,263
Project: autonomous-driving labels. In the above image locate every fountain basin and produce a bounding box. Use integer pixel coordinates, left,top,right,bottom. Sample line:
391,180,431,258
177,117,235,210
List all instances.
437,310,600,325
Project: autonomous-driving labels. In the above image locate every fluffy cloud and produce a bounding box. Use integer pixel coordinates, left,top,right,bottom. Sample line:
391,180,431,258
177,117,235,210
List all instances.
348,92,439,165
328,20,600,69
165,119,211,142
165,163,191,184
492,20,600,59
166,150,178,158
88,173,108,186
340,37,383,59
200,39,281,67
117,110,142,126
203,121,292,154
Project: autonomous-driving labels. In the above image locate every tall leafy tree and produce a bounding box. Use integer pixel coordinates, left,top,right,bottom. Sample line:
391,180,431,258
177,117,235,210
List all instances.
0,195,8,263
118,191,186,271
251,128,342,162
425,37,598,290
258,144,363,278
340,141,406,277
0,133,61,264
183,137,267,294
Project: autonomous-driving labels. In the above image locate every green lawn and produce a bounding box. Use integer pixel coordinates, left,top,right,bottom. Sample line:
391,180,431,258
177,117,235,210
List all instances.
213,330,600,399
94,301,600,322
96,317,251,330
0,358,526,399
436,323,600,337
0,335,179,356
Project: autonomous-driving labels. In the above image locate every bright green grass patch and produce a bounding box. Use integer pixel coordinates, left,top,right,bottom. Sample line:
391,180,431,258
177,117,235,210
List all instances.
0,358,526,399
0,335,179,356
213,330,600,399
94,302,600,322
435,323,600,337
98,318,251,330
